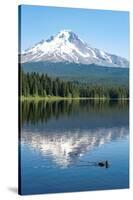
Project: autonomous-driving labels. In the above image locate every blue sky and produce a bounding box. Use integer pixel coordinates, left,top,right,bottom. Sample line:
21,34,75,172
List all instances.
20,5,129,59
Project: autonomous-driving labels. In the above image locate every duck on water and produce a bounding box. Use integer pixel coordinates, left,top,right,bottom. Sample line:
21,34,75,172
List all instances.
76,160,110,168
97,160,109,168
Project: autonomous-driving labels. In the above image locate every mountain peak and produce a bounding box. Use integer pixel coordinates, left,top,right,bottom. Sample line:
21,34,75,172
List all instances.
55,29,74,40
52,29,79,43
57,29,73,36
21,30,129,68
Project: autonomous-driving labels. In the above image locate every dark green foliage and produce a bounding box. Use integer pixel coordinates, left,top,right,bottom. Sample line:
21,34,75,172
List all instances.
20,68,129,99
22,62,129,86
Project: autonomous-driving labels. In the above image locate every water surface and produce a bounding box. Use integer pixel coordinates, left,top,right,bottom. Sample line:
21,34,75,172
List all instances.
19,100,129,195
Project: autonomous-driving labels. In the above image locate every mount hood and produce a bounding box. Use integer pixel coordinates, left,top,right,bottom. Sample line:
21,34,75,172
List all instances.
21,30,129,68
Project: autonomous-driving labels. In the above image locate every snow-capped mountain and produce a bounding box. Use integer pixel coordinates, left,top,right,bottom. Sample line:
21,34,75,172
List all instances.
21,30,129,68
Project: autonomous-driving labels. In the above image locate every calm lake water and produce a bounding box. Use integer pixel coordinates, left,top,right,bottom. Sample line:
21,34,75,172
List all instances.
19,100,129,195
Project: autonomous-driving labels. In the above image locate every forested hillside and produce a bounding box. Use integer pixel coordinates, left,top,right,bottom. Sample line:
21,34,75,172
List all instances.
20,69,129,99
22,62,129,86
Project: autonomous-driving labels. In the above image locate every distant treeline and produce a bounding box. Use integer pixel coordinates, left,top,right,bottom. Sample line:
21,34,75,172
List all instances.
20,69,129,99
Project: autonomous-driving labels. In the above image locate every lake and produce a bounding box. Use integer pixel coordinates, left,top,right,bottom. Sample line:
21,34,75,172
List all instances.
19,99,129,195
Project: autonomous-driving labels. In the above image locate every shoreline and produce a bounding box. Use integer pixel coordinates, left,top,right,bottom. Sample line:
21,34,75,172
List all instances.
20,96,129,101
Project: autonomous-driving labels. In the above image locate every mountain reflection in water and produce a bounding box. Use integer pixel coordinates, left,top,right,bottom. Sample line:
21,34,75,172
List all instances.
21,127,128,168
20,100,129,168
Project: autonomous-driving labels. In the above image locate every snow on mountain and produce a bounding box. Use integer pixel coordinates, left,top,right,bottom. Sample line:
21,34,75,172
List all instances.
21,30,129,68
